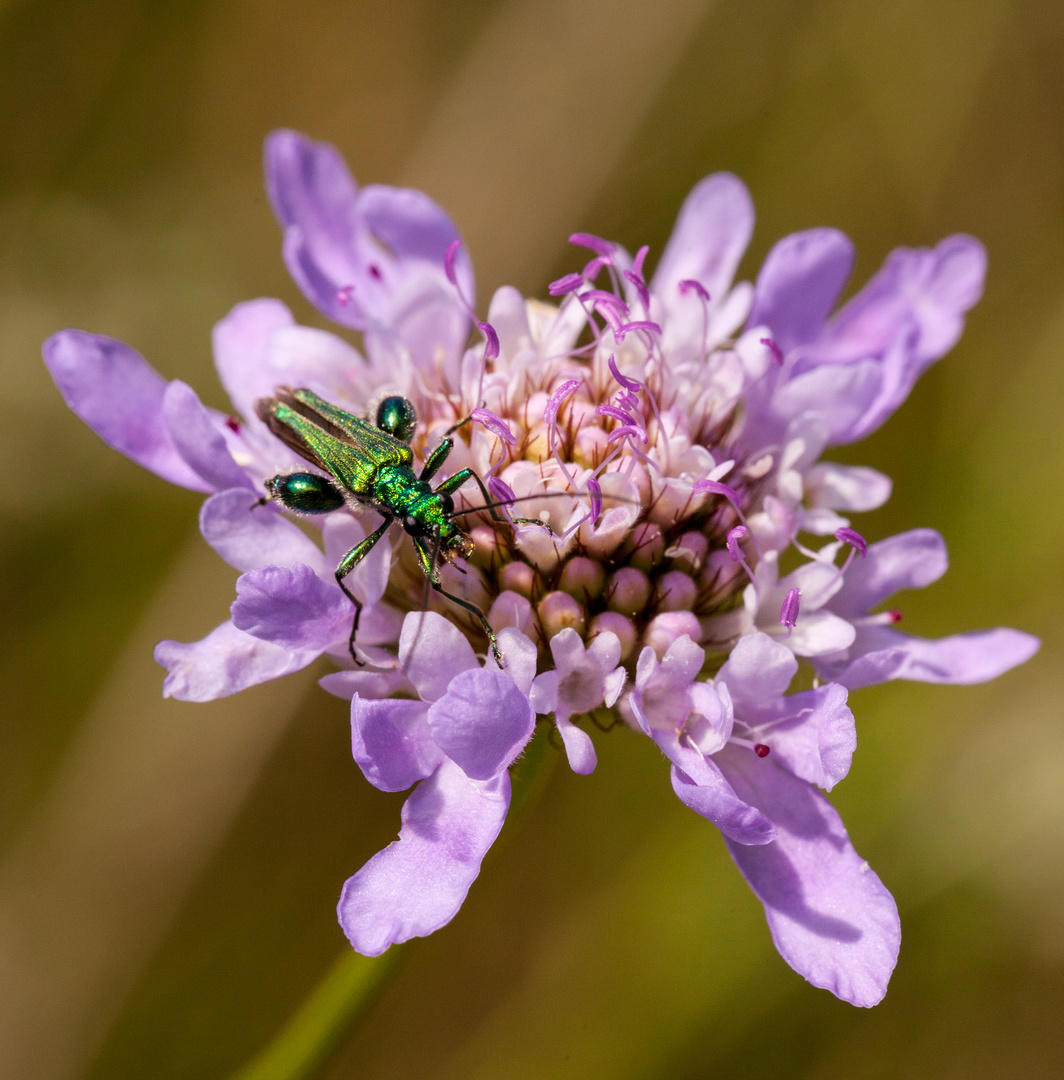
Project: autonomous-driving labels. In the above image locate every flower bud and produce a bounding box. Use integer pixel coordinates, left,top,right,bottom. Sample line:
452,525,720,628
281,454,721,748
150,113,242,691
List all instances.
667,531,709,572
657,570,698,612
589,611,638,660
559,556,606,599
644,611,702,658
538,590,586,638
498,560,535,597
608,567,651,615
623,522,665,571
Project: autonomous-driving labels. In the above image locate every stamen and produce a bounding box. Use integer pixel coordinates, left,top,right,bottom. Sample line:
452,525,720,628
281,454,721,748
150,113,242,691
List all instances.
586,476,602,523
225,415,241,434
835,527,867,557
478,322,500,363
569,232,615,257
632,245,649,277
678,279,710,302
608,353,643,394
760,337,785,366
471,408,516,448
779,587,801,635
487,476,517,507
726,525,747,563
549,272,584,296
545,379,581,455
754,744,771,758
443,240,461,288
615,320,663,342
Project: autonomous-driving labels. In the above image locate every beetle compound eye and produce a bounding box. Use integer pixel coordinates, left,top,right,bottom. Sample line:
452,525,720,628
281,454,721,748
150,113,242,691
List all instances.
375,396,417,443
272,472,346,514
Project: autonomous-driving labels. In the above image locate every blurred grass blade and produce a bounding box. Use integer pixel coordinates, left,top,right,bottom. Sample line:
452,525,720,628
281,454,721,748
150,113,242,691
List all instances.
232,945,406,1080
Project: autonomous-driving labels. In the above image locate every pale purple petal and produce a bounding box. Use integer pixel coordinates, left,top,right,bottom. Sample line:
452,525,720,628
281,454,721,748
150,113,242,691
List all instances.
845,627,1040,686
556,715,598,775
766,360,884,446
490,627,538,696
717,632,798,709
231,563,348,651
831,528,947,618
747,229,855,352
43,330,209,491
323,515,391,606
750,684,856,791
398,611,478,702
717,744,900,1006
350,695,442,792
154,620,317,702
199,489,327,573
338,760,509,955
162,380,254,491
652,173,754,304
805,463,892,512
320,667,415,701
787,612,857,657
427,668,534,781
211,298,295,422
670,760,777,845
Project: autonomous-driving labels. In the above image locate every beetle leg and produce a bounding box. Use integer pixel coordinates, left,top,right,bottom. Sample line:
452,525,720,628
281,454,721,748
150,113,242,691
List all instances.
419,437,454,482
335,516,393,664
435,467,504,522
412,534,504,667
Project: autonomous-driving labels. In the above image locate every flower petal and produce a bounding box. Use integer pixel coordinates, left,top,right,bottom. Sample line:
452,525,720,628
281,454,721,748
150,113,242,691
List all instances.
199,489,327,573
831,528,947,618
154,620,317,701
717,632,798,709
805,462,892,512
211,298,293,423
43,330,209,491
751,684,856,791
350,695,442,792
652,173,754,304
671,761,777,845
427,669,535,781
847,626,1040,686
747,228,854,352
717,743,900,1007
337,760,509,955
788,612,857,657
231,563,348,651
162,380,254,491
556,715,598,775
398,611,478,702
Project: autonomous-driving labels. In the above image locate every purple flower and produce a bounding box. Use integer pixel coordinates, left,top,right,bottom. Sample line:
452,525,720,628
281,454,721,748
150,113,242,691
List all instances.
43,128,1038,1006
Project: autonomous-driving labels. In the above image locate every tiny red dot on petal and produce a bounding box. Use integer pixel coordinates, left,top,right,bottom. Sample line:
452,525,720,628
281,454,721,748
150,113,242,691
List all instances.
888,609,903,623
225,415,241,433
754,743,770,758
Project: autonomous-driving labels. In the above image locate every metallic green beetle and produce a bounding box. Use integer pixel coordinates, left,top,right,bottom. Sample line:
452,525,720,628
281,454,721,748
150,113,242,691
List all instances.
256,386,509,665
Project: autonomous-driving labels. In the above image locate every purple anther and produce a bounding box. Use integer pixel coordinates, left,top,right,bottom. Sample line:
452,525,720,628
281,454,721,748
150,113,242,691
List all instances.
582,289,629,320
569,232,615,257
623,269,651,310
545,379,581,430
477,321,500,362
608,353,643,393
760,337,785,366
606,424,648,444
835,527,867,557
678,279,711,302
443,239,462,288
726,525,748,563
693,478,742,514
632,245,649,276
615,320,662,341
336,284,354,306
487,476,517,507
586,476,602,523
470,408,516,448
779,587,801,630
596,403,638,425
549,272,585,296
582,256,609,280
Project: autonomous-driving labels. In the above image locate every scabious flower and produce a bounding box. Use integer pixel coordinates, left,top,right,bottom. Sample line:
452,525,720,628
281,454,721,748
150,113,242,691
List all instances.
44,129,1039,1007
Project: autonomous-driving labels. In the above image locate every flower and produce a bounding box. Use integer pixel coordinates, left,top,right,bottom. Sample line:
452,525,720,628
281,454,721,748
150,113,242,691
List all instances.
43,128,1039,1007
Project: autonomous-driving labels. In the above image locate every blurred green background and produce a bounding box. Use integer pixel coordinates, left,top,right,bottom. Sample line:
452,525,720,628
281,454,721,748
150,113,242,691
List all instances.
1,0,1062,1077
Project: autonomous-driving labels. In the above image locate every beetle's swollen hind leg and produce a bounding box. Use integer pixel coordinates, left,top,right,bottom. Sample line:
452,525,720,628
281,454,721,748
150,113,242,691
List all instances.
336,516,392,664
413,535,504,667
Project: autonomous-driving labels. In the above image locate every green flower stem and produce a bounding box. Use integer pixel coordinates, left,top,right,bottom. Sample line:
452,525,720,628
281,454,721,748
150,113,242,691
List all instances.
230,726,559,1080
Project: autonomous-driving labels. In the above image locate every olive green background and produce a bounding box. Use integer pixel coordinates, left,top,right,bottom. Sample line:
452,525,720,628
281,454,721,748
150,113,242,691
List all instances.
1,1,1062,1077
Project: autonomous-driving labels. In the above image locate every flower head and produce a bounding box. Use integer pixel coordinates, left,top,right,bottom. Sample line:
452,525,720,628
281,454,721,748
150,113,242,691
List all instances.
43,129,1039,1007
